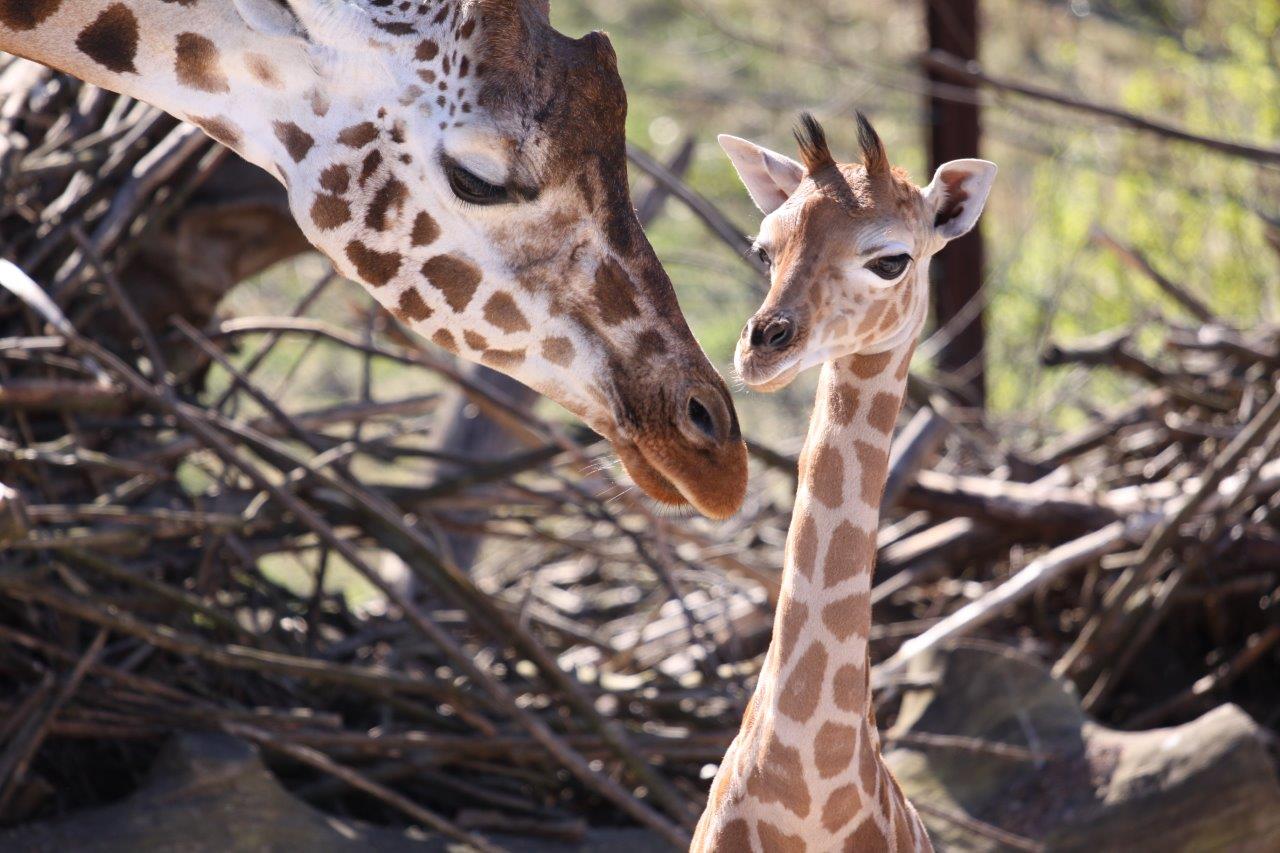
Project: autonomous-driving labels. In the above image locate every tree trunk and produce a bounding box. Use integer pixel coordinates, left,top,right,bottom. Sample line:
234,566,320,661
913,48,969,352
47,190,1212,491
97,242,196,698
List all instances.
925,0,986,407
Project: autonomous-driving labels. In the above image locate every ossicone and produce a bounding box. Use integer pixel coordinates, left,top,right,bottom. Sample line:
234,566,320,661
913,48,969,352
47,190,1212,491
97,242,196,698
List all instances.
855,111,890,179
793,112,836,174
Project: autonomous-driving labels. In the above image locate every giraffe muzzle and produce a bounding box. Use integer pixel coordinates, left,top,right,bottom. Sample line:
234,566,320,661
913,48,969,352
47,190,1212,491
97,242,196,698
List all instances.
736,308,809,392
602,367,747,520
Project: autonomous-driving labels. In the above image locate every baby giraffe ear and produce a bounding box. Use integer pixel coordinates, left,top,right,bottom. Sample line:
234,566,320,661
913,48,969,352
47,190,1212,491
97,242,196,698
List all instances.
922,159,997,242
717,135,806,215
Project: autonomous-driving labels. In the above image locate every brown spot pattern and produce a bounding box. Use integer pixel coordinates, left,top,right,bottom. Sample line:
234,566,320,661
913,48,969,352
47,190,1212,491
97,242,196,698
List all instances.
855,300,887,336
415,39,439,61
828,381,860,426
879,305,900,332
366,176,407,230
311,194,351,229
815,722,858,779
396,287,432,322
0,0,61,31
832,662,867,713
175,32,229,93
320,164,350,194
858,734,880,796
877,768,897,841
756,820,804,853
541,337,574,366
778,640,828,723
482,348,526,370
345,241,401,286
192,115,242,149
246,53,282,88
866,391,900,434
75,4,138,74
895,344,916,381
849,350,893,378
634,329,667,359
710,818,751,852
745,733,811,818
843,817,889,853
773,598,808,671
273,121,314,163
789,514,818,580
359,150,382,186
822,783,863,833
592,259,641,325
422,255,482,312
411,211,440,246
463,330,488,351
807,443,844,509
338,122,379,148
822,591,870,641
854,440,890,505
893,792,918,851
483,292,529,333
307,87,330,117
432,329,457,352
823,520,876,588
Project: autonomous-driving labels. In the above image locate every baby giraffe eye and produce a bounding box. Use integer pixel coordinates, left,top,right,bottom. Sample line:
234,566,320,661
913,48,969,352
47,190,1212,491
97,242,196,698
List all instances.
866,253,911,280
752,244,772,269
443,156,511,206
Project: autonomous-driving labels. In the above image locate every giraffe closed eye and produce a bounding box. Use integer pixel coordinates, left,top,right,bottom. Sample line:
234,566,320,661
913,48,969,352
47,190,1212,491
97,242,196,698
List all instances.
442,155,511,205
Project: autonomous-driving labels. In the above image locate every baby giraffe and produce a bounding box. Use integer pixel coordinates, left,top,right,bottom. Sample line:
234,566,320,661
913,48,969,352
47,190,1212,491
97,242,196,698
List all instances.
692,114,995,852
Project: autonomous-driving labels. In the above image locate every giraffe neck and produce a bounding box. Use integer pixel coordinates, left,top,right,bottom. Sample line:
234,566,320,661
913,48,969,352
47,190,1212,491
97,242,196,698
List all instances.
692,341,932,852
0,2,463,180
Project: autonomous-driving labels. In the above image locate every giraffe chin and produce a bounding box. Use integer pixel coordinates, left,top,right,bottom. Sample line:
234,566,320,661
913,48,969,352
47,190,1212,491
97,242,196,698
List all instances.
612,436,748,521
737,356,804,394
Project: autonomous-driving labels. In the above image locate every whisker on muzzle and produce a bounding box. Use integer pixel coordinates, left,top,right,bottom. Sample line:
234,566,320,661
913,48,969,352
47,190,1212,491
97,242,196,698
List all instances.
604,485,635,508
581,455,622,477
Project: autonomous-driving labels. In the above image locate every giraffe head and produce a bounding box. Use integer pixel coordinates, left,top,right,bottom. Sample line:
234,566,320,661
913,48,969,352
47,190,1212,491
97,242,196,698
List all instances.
148,0,749,517
719,114,996,392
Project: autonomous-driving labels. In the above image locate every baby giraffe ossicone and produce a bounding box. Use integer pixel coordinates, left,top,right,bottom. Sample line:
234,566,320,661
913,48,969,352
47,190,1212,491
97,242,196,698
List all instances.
692,115,995,852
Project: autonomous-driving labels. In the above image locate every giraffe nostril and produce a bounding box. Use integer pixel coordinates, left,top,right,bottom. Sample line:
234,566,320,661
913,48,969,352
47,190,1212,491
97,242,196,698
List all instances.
755,316,795,350
767,320,793,348
679,386,733,446
687,396,716,441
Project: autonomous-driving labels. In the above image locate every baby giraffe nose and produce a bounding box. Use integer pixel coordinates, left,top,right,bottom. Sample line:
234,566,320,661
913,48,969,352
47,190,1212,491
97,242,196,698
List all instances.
679,382,738,446
748,313,796,351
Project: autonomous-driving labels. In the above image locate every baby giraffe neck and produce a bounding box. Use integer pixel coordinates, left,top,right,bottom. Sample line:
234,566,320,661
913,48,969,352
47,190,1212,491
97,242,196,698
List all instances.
692,342,932,852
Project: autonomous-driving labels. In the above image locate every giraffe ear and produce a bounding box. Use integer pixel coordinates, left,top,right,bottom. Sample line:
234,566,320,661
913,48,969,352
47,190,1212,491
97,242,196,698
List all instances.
922,159,997,242
717,135,805,215
233,0,307,40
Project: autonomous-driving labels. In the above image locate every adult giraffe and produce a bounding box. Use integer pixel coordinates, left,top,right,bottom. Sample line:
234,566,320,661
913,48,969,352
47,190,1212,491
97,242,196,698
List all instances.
0,0,748,518
693,114,995,851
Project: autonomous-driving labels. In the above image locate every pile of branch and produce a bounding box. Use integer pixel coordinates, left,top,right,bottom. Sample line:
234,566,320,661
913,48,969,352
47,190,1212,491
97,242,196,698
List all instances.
2,55,1278,853
0,60,765,850
870,309,1280,732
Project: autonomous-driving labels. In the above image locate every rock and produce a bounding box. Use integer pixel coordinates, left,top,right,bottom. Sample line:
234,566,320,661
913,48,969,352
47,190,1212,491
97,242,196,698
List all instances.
886,643,1280,852
0,733,667,852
